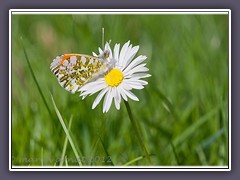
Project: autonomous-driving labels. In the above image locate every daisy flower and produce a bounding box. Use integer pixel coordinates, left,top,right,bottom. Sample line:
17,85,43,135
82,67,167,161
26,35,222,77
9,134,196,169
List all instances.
79,41,151,113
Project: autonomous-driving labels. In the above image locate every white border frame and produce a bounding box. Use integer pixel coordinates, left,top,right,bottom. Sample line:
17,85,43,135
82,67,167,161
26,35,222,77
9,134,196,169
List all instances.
9,9,231,171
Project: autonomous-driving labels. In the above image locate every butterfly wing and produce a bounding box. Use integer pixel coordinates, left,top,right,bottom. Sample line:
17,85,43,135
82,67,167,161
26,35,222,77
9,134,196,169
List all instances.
50,54,103,93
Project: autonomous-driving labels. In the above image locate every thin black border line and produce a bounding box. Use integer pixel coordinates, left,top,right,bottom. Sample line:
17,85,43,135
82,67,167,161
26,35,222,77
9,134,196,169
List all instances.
10,9,231,171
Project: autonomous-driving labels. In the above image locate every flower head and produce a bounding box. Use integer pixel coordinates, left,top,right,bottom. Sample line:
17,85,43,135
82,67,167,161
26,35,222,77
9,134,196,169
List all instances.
79,41,151,113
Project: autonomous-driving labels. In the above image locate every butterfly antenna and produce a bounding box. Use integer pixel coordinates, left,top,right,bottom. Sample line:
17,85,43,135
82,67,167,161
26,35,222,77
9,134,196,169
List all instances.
102,27,104,50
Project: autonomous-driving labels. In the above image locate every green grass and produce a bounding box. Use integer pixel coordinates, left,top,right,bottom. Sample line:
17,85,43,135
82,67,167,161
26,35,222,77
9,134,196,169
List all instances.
11,14,229,166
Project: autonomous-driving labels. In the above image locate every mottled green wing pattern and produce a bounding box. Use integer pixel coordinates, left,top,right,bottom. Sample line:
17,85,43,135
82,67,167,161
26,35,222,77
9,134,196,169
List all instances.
50,54,103,93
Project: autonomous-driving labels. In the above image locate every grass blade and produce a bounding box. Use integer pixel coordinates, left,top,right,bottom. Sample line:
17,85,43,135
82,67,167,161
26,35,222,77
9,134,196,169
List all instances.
123,156,144,166
173,107,219,147
51,95,82,166
21,37,53,119
41,147,44,166
124,100,150,163
201,128,224,148
170,141,179,165
65,156,69,166
60,115,73,166
123,154,155,166
98,134,114,166
196,146,208,165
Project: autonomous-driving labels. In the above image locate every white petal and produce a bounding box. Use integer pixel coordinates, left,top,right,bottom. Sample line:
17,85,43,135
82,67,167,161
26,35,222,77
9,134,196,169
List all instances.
122,89,139,101
118,86,128,101
125,73,151,79
112,87,117,99
122,45,139,69
125,79,148,85
92,88,108,109
104,42,109,50
113,87,120,110
125,82,144,89
121,44,132,68
120,81,132,90
92,52,98,57
114,43,120,63
115,87,121,104
114,99,120,110
82,95,87,99
119,41,130,66
102,92,108,112
123,55,147,74
98,47,103,54
134,67,149,73
124,63,146,75
80,83,107,96
106,92,114,113
103,88,113,113
79,79,105,91
124,64,149,76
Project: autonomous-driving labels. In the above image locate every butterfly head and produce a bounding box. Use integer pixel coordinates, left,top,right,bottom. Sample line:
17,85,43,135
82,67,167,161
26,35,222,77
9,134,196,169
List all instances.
103,49,110,59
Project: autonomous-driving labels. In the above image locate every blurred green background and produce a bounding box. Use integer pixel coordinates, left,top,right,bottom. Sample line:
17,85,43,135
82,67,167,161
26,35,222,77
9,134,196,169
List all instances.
11,14,229,166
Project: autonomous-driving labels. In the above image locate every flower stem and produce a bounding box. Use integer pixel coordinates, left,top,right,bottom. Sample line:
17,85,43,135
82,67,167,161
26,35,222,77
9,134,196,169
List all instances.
124,100,150,163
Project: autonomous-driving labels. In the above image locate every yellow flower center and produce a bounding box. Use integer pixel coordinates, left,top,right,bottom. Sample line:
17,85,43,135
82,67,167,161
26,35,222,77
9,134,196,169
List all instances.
105,68,124,87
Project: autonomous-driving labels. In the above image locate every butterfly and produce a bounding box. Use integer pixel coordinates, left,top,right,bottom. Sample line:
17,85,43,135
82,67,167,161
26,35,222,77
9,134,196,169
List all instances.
50,49,114,93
